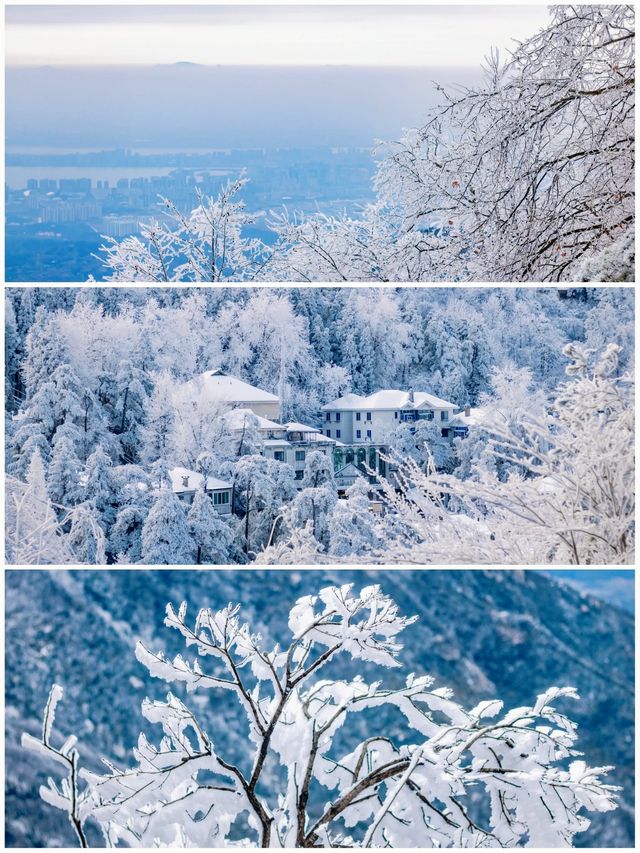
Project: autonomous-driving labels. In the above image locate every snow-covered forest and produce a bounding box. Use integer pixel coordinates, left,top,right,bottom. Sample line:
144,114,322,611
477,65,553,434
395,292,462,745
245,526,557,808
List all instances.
22,581,621,848
96,5,635,283
5,286,634,565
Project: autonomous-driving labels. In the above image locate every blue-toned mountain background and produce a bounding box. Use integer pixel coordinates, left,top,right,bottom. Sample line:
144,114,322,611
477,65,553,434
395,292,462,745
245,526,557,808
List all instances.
5,569,634,847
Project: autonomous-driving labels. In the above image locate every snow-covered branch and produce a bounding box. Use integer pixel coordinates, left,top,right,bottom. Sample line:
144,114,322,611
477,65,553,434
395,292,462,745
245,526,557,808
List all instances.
25,585,618,847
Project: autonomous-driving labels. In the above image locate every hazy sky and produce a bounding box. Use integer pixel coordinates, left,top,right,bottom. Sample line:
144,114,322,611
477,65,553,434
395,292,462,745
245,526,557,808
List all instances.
6,4,551,67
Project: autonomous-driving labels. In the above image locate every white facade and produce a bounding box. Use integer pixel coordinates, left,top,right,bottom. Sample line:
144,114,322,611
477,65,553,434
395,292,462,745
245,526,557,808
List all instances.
321,389,456,443
262,421,342,484
221,409,341,485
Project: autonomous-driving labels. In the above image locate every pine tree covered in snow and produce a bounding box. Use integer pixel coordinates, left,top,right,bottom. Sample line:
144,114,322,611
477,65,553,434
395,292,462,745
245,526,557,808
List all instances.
6,449,106,565
140,491,192,565
47,431,83,509
81,446,118,531
23,584,619,847
187,487,235,564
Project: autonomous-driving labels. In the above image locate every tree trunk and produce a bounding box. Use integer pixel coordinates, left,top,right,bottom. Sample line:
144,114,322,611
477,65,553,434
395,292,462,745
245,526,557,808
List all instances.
119,386,130,434
244,492,251,553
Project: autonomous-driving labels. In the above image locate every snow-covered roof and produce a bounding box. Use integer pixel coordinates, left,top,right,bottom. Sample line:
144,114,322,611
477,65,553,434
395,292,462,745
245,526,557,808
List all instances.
322,393,365,410
222,408,284,432
334,462,364,479
264,439,291,447
322,389,455,411
449,406,508,429
169,467,232,494
284,421,323,433
282,422,343,446
179,369,279,405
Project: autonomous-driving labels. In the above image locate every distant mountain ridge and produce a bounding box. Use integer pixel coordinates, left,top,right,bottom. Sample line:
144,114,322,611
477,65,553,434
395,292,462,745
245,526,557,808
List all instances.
5,569,634,847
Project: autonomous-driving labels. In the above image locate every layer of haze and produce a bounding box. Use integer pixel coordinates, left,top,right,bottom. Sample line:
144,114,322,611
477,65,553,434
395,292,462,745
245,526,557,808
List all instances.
7,64,486,149
6,5,549,67
5,6,550,155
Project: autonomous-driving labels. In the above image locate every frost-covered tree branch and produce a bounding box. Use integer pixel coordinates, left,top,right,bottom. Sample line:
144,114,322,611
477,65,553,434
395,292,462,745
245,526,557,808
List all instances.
21,685,90,847
5,450,107,565
376,4,635,282
373,344,633,564
272,5,635,282
24,584,618,847
97,179,278,282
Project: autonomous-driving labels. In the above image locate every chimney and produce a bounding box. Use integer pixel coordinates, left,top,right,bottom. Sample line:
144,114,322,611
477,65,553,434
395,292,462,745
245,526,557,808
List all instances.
408,388,415,404
464,405,471,417
182,476,189,488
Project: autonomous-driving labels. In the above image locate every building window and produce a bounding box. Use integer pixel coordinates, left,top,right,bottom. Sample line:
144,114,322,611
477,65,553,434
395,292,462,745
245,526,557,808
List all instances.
274,450,285,462
366,429,372,439
441,428,450,438
326,429,331,438
335,412,341,422
441,410,449,421
295,450,305,461
336,429,341,438
356,429,361,439
356,412,361,421
366,412,372,421
213,491,230,506
294,470,304,480
325,412,330,422
394,411,398,419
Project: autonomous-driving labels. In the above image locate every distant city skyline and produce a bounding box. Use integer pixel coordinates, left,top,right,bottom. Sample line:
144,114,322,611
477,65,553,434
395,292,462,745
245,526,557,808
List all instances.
6,4,550,68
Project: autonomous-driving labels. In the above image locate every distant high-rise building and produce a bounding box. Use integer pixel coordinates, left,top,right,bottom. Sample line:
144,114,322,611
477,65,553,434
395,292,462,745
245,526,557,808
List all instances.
59,178,91,194
100,214,150,237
